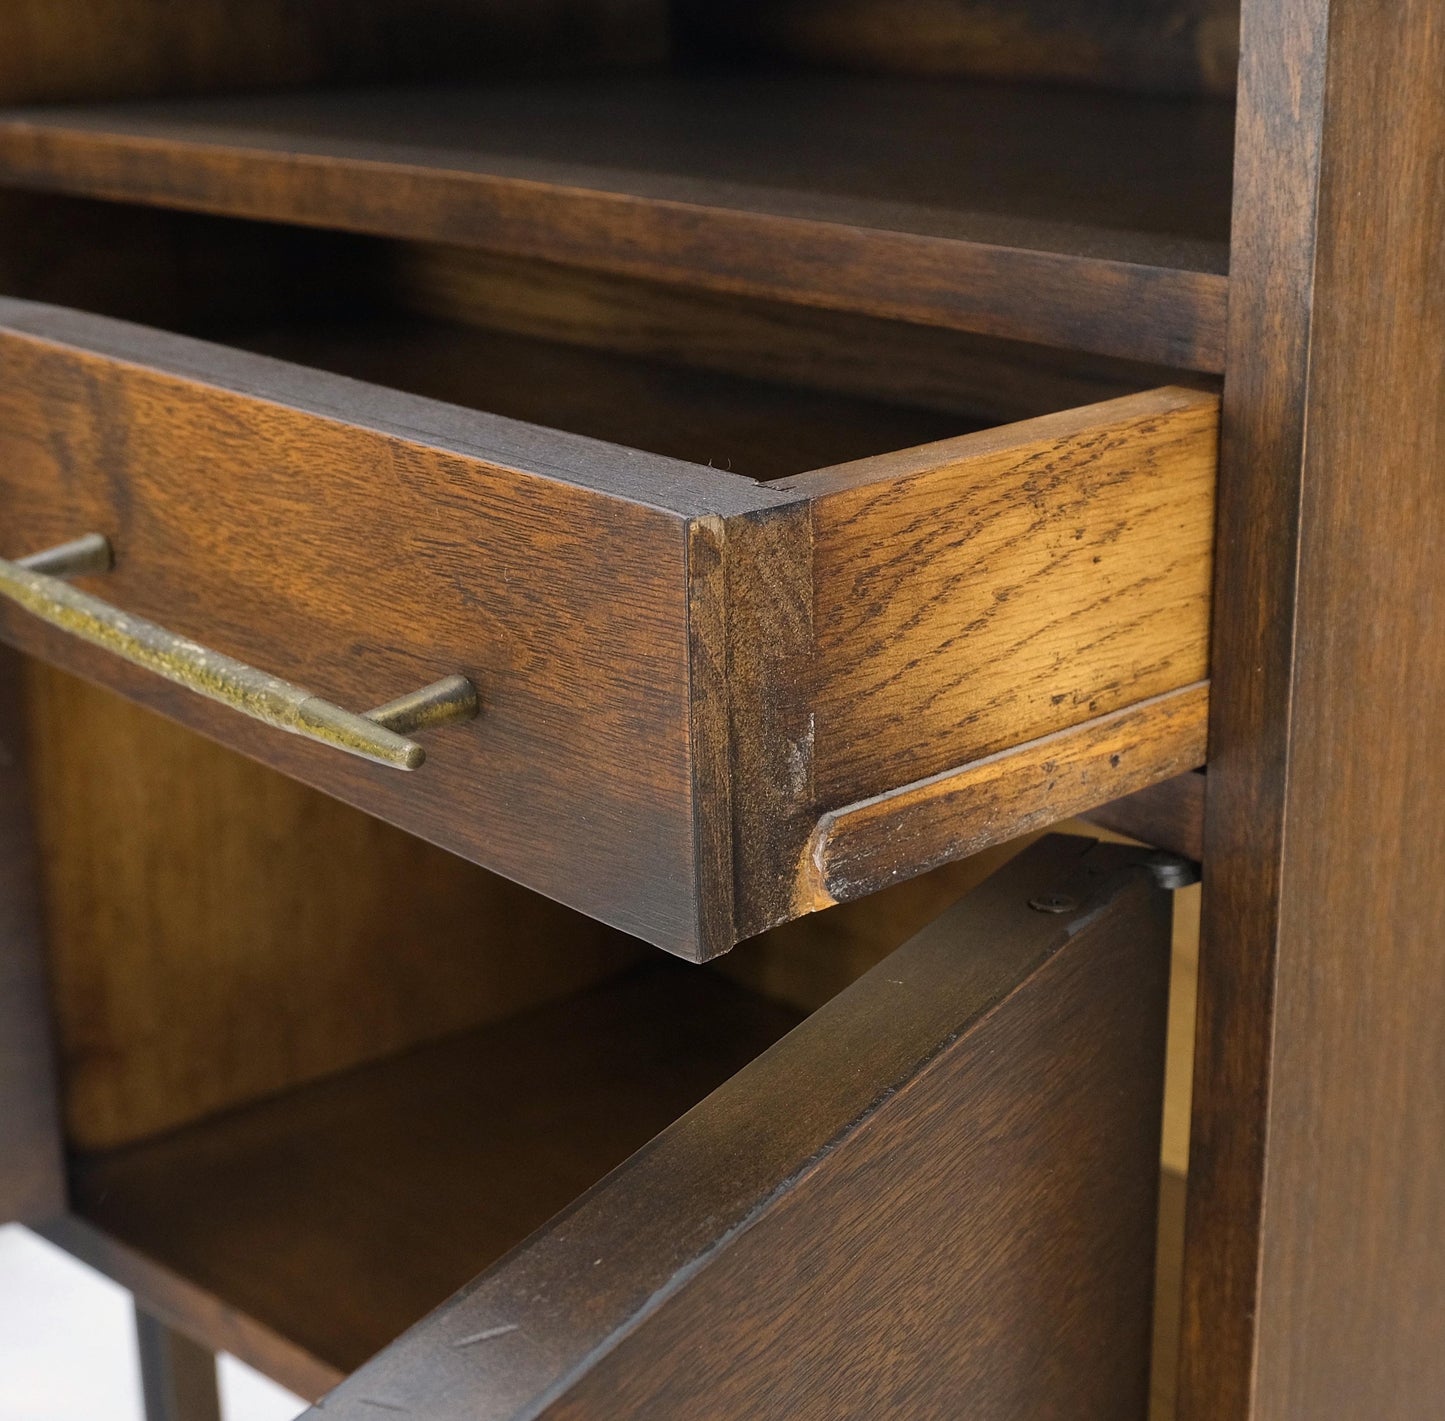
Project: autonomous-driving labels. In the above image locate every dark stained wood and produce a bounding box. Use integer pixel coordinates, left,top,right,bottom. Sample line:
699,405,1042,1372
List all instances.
305,836,1173,1420
0,1,666,106
135,1307,222,1421
67,965,802,1379
40,1215,342,1402
0,301,1218,957
393,243,1220,426
0,642,63,1223
1181,0,1445,1416
0,76,1233,367
804,682,1209,910
25,662,646,1151
1153,1168,1189,1420
0,298,790,958
230,313,971,482
676,0,1239,97
1087,769,1207,861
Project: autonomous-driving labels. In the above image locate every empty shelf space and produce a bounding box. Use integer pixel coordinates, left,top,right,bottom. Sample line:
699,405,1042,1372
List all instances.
61,964,803,1383
0,74,1233,368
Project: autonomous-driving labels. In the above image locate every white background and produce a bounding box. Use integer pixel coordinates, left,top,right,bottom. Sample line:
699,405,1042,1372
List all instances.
0,1225,305,1421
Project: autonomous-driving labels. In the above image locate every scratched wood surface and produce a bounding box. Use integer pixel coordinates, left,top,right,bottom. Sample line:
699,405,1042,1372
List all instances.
0,644,63,1223
0,75,1230,368
803,682,1209,910
306,836,1171,1420
25,662,647,1151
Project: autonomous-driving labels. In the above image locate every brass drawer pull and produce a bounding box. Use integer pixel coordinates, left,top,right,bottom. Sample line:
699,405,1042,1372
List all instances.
0,534,477,771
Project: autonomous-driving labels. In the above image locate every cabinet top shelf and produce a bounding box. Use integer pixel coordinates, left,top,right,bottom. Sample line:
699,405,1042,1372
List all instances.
0,74,1234,369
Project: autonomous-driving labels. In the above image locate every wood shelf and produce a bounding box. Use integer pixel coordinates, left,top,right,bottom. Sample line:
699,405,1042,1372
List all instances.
0,74,1233,369
56,965,802,1395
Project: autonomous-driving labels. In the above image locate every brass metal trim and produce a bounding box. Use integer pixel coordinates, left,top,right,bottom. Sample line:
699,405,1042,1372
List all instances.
0,535,478,772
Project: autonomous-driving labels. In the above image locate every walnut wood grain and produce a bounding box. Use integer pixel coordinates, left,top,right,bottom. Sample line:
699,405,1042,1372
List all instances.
67,965,802,1380
25,662,646,1151
676,0,1240,97
0,643,63,1223
1181,0,1445,1416
306,836,1172,1420
803,682,1209,909
1088,769,1206,861
0,76,1231,367
0,1,666,105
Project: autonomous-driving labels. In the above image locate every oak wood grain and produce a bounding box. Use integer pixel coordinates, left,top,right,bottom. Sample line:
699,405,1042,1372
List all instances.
0,76,1231,367
25,662,646,1151
803,681,1209,909
307,836,1172,1420
68,965,801,1379
788,386,1218,807
1181,0,1445,1416
0,643,63,1223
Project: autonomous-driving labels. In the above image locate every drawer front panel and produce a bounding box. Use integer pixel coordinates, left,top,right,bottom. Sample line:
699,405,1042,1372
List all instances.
0,299,771,954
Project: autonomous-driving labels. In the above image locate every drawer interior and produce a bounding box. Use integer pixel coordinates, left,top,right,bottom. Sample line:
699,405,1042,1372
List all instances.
0,189,1199,483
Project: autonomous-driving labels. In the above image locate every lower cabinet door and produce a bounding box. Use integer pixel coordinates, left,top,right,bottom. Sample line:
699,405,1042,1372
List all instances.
302,834,1173,1420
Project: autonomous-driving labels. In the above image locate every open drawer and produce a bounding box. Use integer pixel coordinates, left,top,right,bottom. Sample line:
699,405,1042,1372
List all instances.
0,284,1214,958
32,834,1177,1419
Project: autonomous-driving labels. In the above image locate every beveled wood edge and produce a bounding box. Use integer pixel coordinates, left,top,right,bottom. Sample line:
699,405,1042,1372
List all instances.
799,681,1209,911
38,1214,342,1403
0,124,1229,370
302,835,1168,1419
775,383,1221,498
